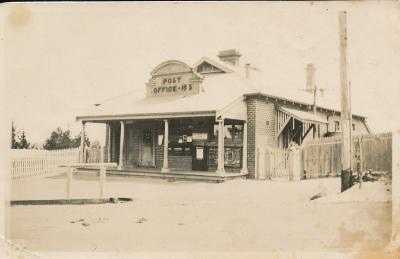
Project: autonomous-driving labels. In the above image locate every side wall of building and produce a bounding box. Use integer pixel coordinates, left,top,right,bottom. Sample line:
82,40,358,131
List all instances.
246,96,278,178
245,95,370,178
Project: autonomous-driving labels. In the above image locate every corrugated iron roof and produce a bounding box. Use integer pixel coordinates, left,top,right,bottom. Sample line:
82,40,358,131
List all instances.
76,55,367,121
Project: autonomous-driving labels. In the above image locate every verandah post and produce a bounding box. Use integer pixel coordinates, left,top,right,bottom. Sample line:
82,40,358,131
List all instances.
241,121,248,174
80,121,86,163
106,123,111,163
162,119,170,173
216,117,225,175
118,121,125,170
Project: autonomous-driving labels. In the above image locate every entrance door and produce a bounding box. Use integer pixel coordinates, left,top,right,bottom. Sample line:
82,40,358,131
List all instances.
192,145,208,171
140,128,154,166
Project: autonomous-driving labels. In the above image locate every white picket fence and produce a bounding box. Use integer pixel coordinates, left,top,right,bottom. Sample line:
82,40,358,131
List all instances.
10,148,80,179
10,146,105,179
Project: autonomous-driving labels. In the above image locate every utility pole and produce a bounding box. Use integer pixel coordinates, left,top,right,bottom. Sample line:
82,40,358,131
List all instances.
339,11,352,192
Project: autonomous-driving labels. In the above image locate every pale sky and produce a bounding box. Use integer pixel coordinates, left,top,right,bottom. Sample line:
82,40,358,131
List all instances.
2,2,400,146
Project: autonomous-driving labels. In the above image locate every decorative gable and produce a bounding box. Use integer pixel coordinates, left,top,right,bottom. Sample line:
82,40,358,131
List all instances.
196,61,224,74
194,57,234,75
146,60,203,98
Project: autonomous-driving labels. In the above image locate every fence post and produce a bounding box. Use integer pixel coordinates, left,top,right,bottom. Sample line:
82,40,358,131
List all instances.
265,148,271,180
99,165,106,198
392,129,400,244
289,149,294,181
100,146,104,163
289,146,301,181
256,147,266,179
256,147,260,179
66,166,74,199
259,147,266,179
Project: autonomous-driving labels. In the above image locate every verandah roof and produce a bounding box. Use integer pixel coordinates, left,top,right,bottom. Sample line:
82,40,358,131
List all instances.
278,106,328,125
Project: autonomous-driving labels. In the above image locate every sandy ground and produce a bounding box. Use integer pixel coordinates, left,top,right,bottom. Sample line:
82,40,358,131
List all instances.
7,174,393,258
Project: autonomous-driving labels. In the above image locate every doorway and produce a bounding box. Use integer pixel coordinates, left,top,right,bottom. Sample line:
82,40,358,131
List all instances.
192,145,208,171
140,128,155,166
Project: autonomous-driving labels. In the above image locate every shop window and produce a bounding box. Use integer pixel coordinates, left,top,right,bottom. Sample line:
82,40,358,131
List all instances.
168,119,194,156
224,147,242,168
213,124,243,139
225,124,243,139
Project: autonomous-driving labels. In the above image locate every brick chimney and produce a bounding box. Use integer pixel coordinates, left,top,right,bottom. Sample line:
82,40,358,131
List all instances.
217,49,241,66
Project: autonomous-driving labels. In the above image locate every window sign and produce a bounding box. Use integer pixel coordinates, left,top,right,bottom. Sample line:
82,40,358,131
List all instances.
196,147,204,160
192,133,208,140
158,135,164,146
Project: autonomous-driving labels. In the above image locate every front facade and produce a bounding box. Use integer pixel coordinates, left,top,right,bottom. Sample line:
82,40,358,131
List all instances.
77,49,370,179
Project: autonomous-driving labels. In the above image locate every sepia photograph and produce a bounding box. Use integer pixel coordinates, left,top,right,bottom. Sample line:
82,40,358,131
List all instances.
1,1,399,258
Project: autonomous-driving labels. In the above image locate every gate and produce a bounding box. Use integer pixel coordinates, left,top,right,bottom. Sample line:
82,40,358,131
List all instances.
256,147,290,180
256,146,302,181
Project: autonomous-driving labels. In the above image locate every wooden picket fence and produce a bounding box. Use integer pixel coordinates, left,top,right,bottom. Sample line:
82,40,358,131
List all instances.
256,148,291,180
10,146,104,179
302,132,392,178
10,148,80,179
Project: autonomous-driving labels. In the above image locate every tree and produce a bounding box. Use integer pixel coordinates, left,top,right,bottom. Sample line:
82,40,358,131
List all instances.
43,127,90,150
72,132,90,148
18,130,30,149
11,121,17,149
11,121,31,149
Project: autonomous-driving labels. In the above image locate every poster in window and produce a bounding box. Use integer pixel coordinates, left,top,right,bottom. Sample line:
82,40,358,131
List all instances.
192,133,208,140
158,135,164,146
196,147,204,160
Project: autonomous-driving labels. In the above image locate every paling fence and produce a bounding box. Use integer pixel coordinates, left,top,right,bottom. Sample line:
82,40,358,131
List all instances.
302,132,392,178
10,146,104,179
301,137,342,178
256,132,392,180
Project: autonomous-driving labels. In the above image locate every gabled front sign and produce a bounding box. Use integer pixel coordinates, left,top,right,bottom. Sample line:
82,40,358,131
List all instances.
146,60,203,98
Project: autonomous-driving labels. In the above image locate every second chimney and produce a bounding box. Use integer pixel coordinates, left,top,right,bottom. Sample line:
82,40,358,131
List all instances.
218,49,241,66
